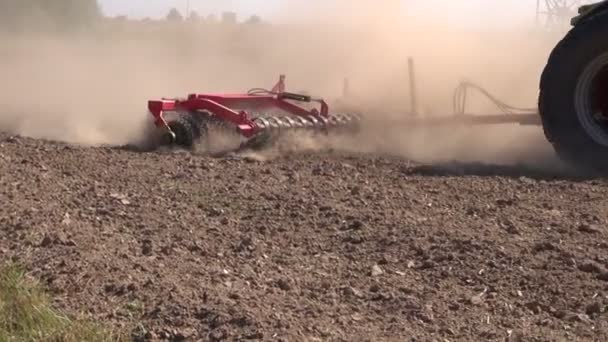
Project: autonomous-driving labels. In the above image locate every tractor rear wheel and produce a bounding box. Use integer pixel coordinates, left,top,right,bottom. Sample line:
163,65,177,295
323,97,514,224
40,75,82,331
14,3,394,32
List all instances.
539,9,608,173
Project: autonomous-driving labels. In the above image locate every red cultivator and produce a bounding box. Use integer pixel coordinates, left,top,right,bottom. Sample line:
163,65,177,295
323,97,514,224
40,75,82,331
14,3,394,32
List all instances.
147,75,362,150
147,72,543,153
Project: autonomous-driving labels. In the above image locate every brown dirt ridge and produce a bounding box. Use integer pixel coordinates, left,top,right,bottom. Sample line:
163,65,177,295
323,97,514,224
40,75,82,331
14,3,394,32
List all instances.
1,132,608,341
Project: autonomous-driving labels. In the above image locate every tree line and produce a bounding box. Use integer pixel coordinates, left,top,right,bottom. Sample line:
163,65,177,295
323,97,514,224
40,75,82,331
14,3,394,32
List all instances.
0,1,263,32
0,0,101,31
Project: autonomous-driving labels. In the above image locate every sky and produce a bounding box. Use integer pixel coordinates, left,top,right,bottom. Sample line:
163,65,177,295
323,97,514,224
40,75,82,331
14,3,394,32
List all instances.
97,0,589,27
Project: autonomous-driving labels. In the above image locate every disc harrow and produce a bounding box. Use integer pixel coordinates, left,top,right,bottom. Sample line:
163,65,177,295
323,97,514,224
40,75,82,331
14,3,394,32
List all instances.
147,75,362,151
146,72,540,155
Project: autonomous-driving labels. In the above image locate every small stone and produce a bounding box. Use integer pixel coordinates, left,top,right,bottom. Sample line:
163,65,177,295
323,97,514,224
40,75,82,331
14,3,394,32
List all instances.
343,286,364,298
567,313,592,324
525,301,543,314
371,264,384,277
277,278,292,291
552,309,567,319
351,313,363,321
208,208,224,217
519,176,535,184
496,198,515,206
144,331,158,340
344,234,365,244
209,328,227,341
110,192,127,200
507,330,525,342
61,213,72,225
178,328,196,339
417,312,434,323
500,221,520,235
5,136,20,144
448,303,460,311
378,255,392,265
470,292,485,305
418,260,435,270
533,241,558,253
141,240,153,256
470,295,483,306
548,209,562,216
243,156,258,163
349,220,364,230
439,327,456,336
39,235,53,247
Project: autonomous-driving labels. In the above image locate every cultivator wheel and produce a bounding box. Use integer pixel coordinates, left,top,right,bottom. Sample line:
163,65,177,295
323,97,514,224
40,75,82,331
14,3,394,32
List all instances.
162,111,207,149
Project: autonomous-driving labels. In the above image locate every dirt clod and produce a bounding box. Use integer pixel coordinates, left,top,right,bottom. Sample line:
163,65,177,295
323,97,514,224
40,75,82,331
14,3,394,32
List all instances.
585,302,604,317
579,261,605,274
578,224,602,234
371,265,384,277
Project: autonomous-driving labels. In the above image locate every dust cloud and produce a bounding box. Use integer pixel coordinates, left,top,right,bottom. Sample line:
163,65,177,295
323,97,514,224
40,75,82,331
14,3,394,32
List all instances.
0,1,570,167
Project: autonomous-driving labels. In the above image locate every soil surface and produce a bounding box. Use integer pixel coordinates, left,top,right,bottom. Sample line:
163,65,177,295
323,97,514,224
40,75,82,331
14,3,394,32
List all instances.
1,132,608,342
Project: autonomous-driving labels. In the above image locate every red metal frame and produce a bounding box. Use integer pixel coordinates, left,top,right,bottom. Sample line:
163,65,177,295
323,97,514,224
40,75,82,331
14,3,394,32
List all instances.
148,75,329,138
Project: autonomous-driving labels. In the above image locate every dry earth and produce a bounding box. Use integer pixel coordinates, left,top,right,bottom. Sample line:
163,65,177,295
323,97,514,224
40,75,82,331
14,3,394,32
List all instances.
1,132,608,342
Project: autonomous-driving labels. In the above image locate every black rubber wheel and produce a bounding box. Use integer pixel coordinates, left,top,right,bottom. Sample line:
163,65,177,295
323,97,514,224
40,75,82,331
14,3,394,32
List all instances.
164,111,205,148
539,9,608,173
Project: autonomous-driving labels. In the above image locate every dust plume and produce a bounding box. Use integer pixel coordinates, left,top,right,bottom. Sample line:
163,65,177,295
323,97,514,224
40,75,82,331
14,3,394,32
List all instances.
264,0,570,168
0,1,571,167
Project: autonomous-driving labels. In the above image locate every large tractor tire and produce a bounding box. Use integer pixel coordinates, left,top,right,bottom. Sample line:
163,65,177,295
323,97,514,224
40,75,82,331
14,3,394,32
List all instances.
539,8,608,173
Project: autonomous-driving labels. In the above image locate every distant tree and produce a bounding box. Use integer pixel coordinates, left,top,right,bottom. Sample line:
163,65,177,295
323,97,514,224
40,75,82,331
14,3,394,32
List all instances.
206,14,217,23
221,11,237,24
0,0,101,31
166,8,183,21
245,15,262,25
188,10,200,22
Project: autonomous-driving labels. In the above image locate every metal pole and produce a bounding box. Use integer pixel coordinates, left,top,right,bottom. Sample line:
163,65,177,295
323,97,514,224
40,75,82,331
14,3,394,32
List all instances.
186,0,190,18
343,77,350,98
408,57,418,116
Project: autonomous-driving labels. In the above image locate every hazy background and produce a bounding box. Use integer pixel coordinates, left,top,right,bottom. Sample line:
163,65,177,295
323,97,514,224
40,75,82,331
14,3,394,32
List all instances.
98,0,552,27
